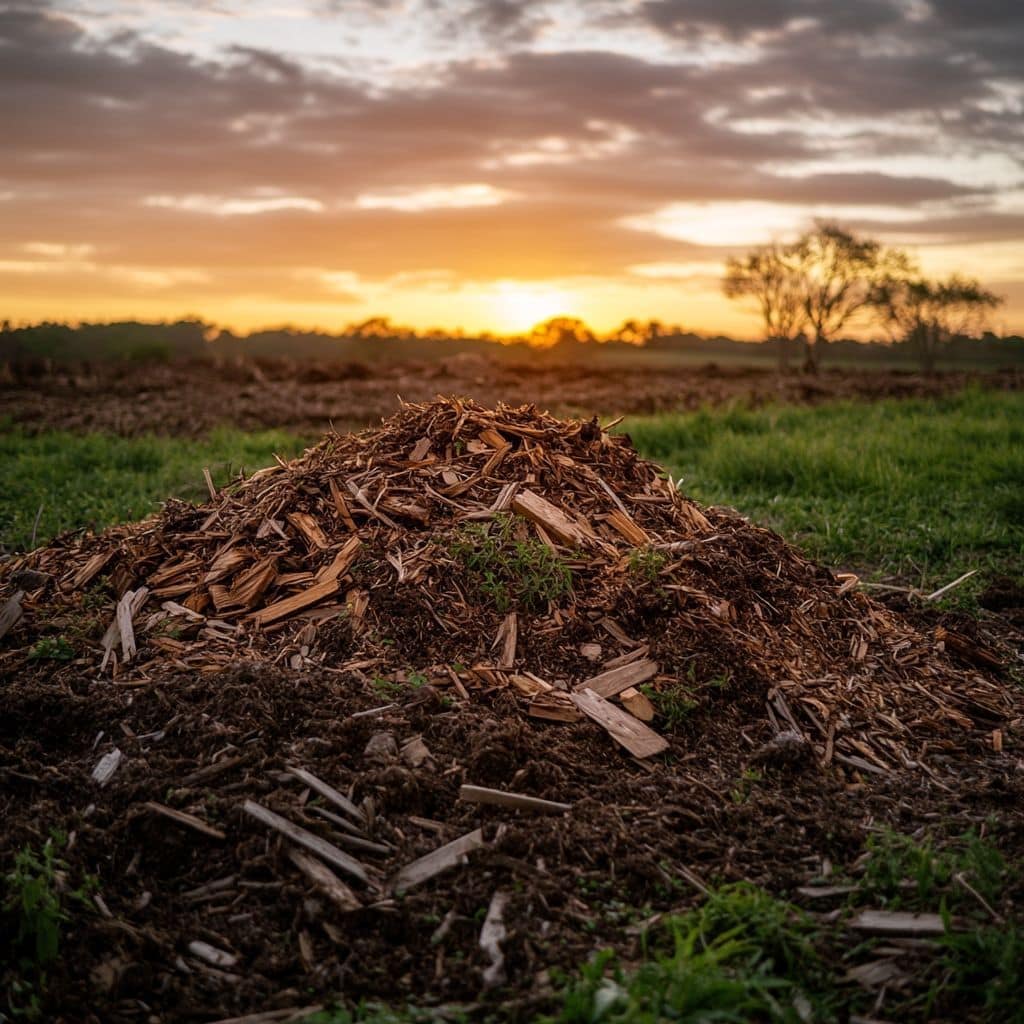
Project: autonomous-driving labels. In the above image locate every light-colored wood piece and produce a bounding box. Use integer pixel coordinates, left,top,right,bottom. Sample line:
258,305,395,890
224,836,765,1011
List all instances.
511,490,590,547
389,828,485,894
315,536,362,584
570,687,669,758
249,580,339,628
144,801,226,840
459,784,571,814
189,940,237,968
242,800,370,886
287,848,361,912
287,765,365,824
848,910,948,936
287,512,330,550
0,590,24,641
576,659,658,697
620,687,655,722
606,509,650,546
493,612,517,670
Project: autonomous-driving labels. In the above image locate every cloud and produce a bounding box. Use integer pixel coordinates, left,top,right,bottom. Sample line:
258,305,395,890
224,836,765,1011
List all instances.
143,194,325,215
354,183,516,212
0,2,1022,329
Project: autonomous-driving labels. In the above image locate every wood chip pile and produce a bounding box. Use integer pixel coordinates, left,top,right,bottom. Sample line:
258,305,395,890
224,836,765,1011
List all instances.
1,398,1014,775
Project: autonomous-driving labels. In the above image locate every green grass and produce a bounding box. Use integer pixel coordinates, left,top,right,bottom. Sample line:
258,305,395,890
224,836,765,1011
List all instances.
626,389,1024,601
0,425,307,552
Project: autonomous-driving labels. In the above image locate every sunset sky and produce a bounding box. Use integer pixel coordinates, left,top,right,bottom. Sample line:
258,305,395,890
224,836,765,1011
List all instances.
2,0,1023,337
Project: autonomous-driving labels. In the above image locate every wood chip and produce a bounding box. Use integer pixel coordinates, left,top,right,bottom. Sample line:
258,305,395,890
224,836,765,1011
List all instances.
287,512,330,550
287,848,361,912
459,784,571,814
242,800,370,886
606,509,650,546
570,687,669,758
389,828,485,894
286,766,365,825
249,580,340,628
619,686,655,722
188,941,238,968
493,612,517,670
576,659,658,698
91,748,123,787
315,536,362,584
144,801,226,841
511,489,590,547
0,590,25,641
848,910,948,936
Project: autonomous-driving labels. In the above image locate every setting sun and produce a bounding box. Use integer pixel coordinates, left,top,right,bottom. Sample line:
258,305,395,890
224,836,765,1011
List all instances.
490,281,575,334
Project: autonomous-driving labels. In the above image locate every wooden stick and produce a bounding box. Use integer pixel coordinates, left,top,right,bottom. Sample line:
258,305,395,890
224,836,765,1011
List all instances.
287,766,365,825
287,848,361,912
924,569,977,602
389,829,484,894
242,800,370,886
144,801,226,840
459,784,571,814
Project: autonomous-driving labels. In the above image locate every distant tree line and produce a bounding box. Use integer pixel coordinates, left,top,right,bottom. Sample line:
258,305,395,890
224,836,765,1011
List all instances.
723,221,1004,374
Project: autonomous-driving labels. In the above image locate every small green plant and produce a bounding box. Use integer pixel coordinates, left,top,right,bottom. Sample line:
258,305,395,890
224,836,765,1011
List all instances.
450,514,572,612
3,830,96,1014
627,546,668,582
641,684,697,730
26,636,74,662
730,767,763,805
406,671,429,689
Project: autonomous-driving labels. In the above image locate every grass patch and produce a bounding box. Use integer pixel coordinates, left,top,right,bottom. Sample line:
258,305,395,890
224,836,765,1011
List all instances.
450,513,573,612
548,882,837,1023
0,424,307,552
626,389,1024,601
856,827,1007,912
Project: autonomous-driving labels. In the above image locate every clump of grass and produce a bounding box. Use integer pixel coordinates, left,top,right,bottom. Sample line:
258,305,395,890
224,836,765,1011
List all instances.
858,827,1006,911
548,883,836,1023
936,918,1024,1023
26,636,74,662
450,514,573,612
627,547,668,583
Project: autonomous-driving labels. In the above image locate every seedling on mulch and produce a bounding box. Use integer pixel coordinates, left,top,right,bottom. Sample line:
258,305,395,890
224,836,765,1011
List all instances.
2,831,96,1015
450,513,572,613
627,547,668,583
26,636,74,662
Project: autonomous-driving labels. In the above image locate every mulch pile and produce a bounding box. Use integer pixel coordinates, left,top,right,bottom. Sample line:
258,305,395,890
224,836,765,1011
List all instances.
1,398,1021,1022
2,396,1013,772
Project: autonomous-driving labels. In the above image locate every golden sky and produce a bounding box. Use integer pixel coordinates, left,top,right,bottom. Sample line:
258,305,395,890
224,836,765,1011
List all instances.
2,0,1024,337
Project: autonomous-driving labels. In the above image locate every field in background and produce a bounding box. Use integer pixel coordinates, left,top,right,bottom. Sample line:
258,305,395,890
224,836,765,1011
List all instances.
3,391,1021,605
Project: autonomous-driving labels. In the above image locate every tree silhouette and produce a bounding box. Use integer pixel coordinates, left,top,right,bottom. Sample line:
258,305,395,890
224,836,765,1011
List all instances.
529,317,596,347
872,272,1003,374
723,243,804,372
790,222,897,373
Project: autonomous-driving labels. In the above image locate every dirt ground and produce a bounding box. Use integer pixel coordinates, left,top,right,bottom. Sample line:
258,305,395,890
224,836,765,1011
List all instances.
2,397,1023,1022
4,358,1022,437
2,638,1022,1024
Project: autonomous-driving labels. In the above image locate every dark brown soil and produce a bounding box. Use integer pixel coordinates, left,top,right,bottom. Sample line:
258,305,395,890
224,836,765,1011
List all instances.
2,661,1023,1024
3,359,1021,437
